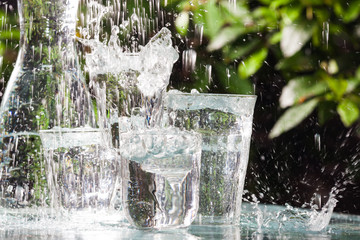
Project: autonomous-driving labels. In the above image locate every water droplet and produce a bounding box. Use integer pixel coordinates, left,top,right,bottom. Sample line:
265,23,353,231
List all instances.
314,133,321,151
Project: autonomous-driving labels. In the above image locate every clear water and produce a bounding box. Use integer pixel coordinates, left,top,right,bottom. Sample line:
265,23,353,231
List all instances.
0,133,48,208
0,0,95,210
166,93,256,223
39,127,118,210
1,0,358,236
122,160,198,228
199,147,240,217
0,202,359,239
119,128,201,228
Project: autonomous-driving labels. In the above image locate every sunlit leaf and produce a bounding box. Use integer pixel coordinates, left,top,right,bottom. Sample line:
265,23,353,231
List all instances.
343,0,360,23
269,32,282,45
327,60,339,75
0,30,20,40
346,78,360,93
269,98,319,138
337,99,360,127
326,78,348,99
270,0,293,9
175,11,189,36
280,24,313,58
280,4,303,22
253,7,277,26
205,0,223,38
220,1,251,25
207,26,245,51
279,76,327,108
238,48,268,79
334,2,344,18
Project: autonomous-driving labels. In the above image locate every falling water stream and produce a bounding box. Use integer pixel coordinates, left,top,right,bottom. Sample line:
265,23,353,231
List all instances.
0,0,360,239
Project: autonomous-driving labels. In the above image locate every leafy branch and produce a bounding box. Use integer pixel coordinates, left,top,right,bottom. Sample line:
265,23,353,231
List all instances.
172,0,360,137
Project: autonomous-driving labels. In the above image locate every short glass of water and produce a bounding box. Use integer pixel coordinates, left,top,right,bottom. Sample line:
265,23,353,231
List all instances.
39,127,119,210
119,127,202,228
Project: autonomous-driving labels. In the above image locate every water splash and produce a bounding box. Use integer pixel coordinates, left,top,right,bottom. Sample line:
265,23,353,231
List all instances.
243,188,338,232
307,189,338,231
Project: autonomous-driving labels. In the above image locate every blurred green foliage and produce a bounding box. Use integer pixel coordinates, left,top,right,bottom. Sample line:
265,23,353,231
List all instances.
0,4,19,89
171,0,360,137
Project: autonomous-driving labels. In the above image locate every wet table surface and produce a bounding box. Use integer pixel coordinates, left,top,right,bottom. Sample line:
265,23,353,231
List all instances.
1,203,359,240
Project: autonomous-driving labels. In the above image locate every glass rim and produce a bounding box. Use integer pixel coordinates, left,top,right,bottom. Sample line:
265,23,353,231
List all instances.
119,127,201,138
167,92,257,99
39,126,105,134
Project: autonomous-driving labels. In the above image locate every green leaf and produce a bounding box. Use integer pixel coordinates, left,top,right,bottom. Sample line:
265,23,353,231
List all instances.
334,2,344,18
346,78,360,93
270,0,294,9
0,30,20,40
219,1,251,25
207,26,245,51
238,48,268,79
280,4,303,22
280,23,313,57
337,99,360,127
204,0,223,38
223,38,261,61
300,0,324,5
253,7,277,26
276,52,317,72
269,32,282,45
343,0,360,23
215,63,254,94
175,11,189,36
193,4,206,26
279,75,327,108
269,98,319,138
326,78,348,99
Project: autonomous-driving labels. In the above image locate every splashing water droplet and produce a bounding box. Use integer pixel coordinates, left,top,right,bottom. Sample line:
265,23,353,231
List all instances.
322,22,329,50
205,64,212,85
182,49,197,74
314,133,321,151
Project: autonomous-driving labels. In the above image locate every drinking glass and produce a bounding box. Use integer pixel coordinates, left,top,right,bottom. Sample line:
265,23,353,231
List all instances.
39,127,119,210
166,92,257,224
119,127,202,228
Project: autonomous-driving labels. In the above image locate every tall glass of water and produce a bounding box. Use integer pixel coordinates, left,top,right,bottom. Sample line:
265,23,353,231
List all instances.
166,92,257,224
119,127,202,228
